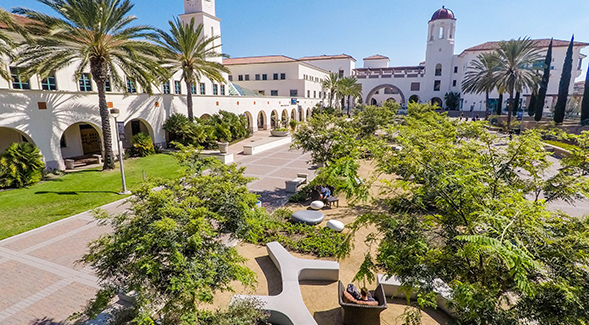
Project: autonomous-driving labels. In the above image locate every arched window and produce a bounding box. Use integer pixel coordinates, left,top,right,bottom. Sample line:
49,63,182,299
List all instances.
439,25,444,39
429,25,435,41
435,64,442,76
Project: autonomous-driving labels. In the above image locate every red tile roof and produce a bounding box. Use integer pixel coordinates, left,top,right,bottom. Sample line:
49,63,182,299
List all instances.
364,54,390,61
0,13,35,29
298,54,356,62
223,55,297,65
464,39,589,52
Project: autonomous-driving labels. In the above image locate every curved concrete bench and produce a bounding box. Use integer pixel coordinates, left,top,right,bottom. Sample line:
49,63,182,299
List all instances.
232,241,339,325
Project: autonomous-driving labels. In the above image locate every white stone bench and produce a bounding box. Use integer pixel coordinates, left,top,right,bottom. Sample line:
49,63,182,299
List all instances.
232,241,339,325
377,274,456,317
92,154,102,164
285,173,308,193
243,136,292,155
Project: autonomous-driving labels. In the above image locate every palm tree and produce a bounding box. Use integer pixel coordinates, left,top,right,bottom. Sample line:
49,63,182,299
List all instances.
322,72,339,108
462,52,500,117
0,8,28,81
152,17,229,122
337,76,362,115
14,0,165,170
493,38,542,128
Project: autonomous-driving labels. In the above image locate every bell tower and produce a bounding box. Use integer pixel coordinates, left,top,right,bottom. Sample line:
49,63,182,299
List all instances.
424,6,456,100
184,0,215,16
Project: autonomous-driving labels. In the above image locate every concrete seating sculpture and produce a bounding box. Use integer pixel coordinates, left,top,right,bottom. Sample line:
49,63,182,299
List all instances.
326,220,345,232
232,241,339,325
285,173,308,193
338,281,388,325
291,210,325,225
310,200,324,210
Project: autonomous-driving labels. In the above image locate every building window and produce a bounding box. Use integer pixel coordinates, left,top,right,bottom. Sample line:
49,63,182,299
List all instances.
307,90,310,98
190,82,196,94
454,66,458,73
213,84,218,95
319,91,322,98
41,75,57,91
273,73,279,80
238,75,243,81
411,83,420,91
228,75,233,81
10,68,31,90
314,90,316,98
163,81,171,94
258,90,265,95
78,73,92,92
339,69,344,78
452,80,457,87
435,64,442,76
384,87,394,94
434,80,441,91
175,80,181,94
245,74,250,81
280,73,286,80
200,83,206,95
271,90,278,96
255,74,260,81
220,85,225,95
105,78,112,92
262,74,268,80
127,78,137,93
290,89,298,97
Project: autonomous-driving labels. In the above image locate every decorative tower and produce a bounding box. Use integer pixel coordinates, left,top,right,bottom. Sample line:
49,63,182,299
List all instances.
180,0,223,63
424,6,456,103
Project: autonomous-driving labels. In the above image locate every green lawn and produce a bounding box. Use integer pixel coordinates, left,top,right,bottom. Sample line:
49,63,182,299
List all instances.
544,140,579,152
0,154,183,240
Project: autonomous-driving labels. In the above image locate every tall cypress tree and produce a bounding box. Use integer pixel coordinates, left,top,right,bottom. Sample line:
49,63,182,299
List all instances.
554,35,575,124
528,92,537,117
535,39,553,122
497,94,503,115
581,67,589,124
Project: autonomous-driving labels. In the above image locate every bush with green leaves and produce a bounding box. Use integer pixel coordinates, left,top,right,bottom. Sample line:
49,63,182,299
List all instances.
130,133,155,157
339,103,589,324
0,142,45,188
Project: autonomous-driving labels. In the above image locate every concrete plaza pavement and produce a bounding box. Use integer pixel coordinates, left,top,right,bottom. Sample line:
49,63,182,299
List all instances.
0,134,314,325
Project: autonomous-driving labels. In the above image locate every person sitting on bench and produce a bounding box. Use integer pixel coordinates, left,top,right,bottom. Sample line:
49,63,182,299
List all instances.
343,284,378,306
319,184,331,200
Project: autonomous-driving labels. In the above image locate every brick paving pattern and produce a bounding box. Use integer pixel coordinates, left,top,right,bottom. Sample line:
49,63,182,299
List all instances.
0,135,314,324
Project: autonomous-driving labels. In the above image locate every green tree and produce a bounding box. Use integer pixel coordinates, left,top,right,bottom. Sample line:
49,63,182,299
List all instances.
322,72,340,108
494,38,542,128
0,8,28,81
15,0,166,170
528,91,537,117
582,68,589,124
554,36,575,124
462,52,500,116
444,91,461,110
535,39,553,122
78,155,260,324
0,142,45,188
337,76,362,115
339,106,589,324
153,17,229,122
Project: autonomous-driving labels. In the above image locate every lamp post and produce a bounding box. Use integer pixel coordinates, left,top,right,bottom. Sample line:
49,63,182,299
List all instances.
109,108,131,195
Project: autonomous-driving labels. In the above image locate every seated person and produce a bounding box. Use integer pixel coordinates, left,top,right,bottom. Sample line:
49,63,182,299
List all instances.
343,284,379,306
319,185,331,200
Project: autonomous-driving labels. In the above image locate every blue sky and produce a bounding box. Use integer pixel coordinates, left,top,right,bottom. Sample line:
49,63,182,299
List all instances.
2,0,588,81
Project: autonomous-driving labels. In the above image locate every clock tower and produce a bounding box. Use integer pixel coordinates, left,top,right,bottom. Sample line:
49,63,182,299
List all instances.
180,0,223,62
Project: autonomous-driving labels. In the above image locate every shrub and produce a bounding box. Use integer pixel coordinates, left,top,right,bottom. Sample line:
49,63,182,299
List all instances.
0,142,45,188
289,119,297,130
130,133,155,157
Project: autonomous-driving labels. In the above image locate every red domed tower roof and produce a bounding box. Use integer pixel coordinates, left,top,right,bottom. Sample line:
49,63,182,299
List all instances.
430,6,456,21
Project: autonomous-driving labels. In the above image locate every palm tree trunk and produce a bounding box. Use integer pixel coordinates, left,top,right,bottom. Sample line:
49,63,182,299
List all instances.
507,90,514,129
91,62,115,170
328,90,333,108
186,80,194,122
485,91,490,118
347,95,351,116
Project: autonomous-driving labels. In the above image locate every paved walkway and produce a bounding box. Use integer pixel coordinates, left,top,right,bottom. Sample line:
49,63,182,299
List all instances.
0,133,313,325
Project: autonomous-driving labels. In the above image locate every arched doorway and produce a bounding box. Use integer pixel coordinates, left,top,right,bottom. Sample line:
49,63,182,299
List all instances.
0,127,36,153
270,110,278,128
60,122,102,159
430,97,443,108
124,119,154,149
257,111,267,130
281,110,289,124
365,84,406,106
199,113,212,120
409,95,420,103
244,111,254,132
306,108,312,120
291,109,297,122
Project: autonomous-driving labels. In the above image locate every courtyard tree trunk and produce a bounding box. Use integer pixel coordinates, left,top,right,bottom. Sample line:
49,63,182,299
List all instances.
91,59,115,170
186,80,195,121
